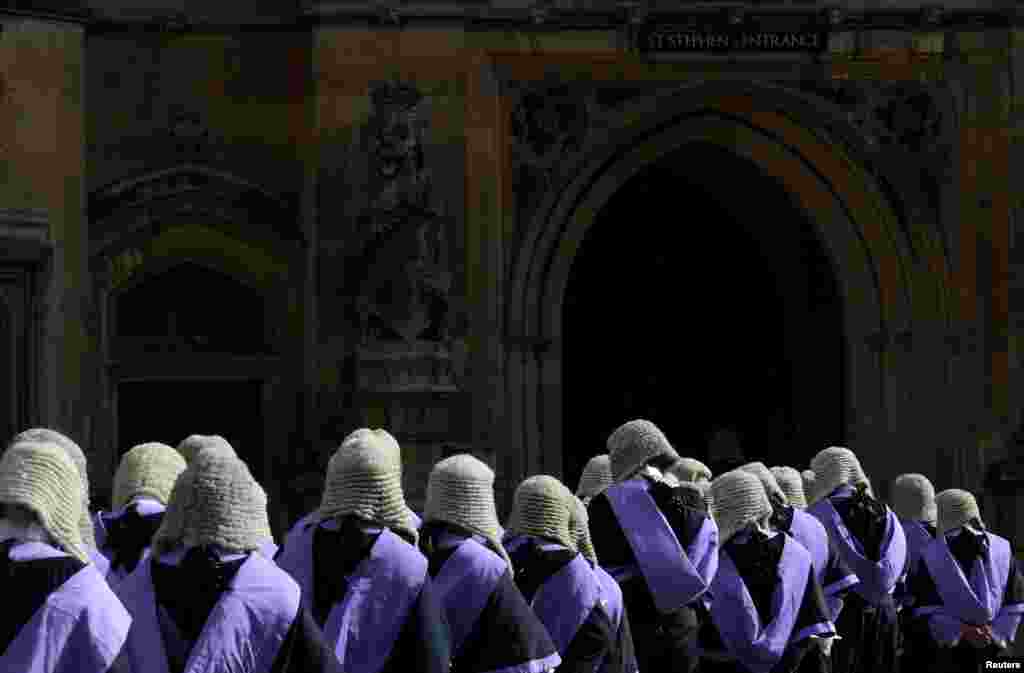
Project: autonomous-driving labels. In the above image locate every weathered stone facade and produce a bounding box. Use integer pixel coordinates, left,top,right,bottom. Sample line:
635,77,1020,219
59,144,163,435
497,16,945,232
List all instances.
1,1,1022,539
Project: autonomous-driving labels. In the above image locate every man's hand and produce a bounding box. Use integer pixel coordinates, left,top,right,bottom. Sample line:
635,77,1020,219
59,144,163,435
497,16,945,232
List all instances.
960,624,992,648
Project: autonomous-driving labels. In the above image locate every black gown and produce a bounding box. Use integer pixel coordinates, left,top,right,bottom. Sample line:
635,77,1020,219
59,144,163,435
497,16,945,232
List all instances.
588,478,710,673
150,547,334,673
509,536,636,673
826,490,900,673
424,525,560,673
697,533,832,673
905,529,1024,673
310,519,451,673
102,505,165,576
895,521,936,673
772,504,857,673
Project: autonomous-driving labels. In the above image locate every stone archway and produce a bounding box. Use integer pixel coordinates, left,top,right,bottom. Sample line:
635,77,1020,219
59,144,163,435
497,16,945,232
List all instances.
88,166,306,533
505,81,953,500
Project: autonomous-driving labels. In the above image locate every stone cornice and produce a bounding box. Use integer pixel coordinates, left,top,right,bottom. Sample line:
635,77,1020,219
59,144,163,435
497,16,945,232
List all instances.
0,2,94,25
79,5,1022,33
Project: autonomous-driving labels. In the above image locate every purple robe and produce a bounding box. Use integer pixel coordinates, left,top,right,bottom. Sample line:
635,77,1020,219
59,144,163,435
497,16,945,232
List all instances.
115,551,301,673
275,518,427,673
516,539,637,673
705,535,834,673
433,535,510,656
776,505,859,622
527,542,601,655
900,519,935,577
429,532,561,673
0,541,132,673
914,530,1024,646
808,487,907,607
603,478,718,613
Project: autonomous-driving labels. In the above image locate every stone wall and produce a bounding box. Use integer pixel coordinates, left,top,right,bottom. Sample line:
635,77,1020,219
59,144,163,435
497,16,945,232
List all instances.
0,5,1014,526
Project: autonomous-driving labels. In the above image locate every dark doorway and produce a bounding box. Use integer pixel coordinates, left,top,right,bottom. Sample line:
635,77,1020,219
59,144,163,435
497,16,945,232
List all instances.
117,380,265,485
562,141,844,488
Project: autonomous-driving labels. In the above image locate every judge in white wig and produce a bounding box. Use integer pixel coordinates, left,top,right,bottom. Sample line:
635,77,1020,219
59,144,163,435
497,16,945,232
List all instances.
0,440,132,672
420,454,561,673
889,473,940,668
506,475,636,673
115,447,334,673
569,491,637,673
739,462,857,672
8,427,110,576
275,428,450,673
905,489,1023,672
173,435,278,558
94,442,187,585
280,428,422,553
586,420,717,673
698,469,835,673
806,447,907,673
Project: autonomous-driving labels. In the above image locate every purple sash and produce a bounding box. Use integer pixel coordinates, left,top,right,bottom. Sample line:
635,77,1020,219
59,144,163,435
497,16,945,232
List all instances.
530,550,600,655
809,493,906,606
321,529,427,673
786,509,829,584
433,537,507,656
900,519,934,576
592,565,624,632
918,531,1012,627
116,552,300,673
710,536,821,673
88,547,111,579
275,518,318,613
1,550,132,673
282,512,316,550
604,479,717,613
259,539,279,560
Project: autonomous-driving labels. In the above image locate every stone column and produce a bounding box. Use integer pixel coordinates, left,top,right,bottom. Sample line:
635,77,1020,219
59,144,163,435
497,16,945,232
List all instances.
465,54,512,515
0,18,90,464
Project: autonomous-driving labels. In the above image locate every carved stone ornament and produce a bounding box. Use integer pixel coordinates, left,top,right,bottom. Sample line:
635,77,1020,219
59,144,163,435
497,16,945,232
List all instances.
511,84,594,176
364,80,433,218
355,206,453,344
794,78,955,219
509,83,598,230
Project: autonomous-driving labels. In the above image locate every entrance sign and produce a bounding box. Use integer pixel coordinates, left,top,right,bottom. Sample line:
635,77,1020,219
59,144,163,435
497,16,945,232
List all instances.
637,14,828,54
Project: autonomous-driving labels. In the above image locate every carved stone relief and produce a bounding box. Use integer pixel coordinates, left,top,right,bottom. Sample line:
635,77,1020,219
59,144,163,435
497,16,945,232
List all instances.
505,81,605,267
794,78,956,222
363,80,433,219
322,80,467,443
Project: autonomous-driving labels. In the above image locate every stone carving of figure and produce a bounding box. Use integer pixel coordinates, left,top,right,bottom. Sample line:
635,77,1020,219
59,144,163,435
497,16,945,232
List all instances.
356,207,452,345
366,80,432,218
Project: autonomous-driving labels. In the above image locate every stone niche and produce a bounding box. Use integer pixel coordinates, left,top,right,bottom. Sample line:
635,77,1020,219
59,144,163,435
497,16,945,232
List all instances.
319,77,472,510
351,207,471,510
